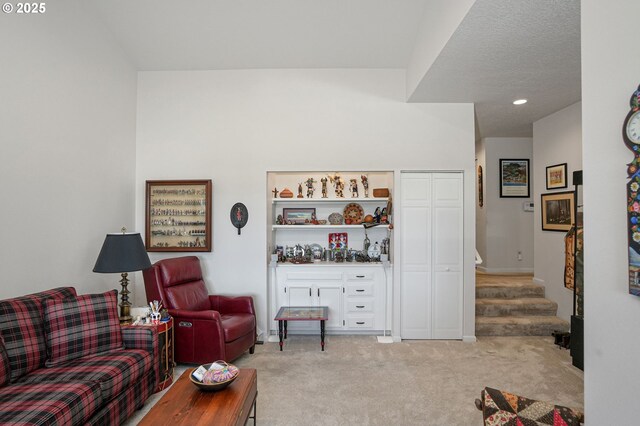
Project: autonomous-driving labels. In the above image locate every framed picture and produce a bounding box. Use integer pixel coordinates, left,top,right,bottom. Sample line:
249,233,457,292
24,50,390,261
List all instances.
546,163,568,190
541,191,575,232
282,208,316,224
499,159,530,198
145,179,212,252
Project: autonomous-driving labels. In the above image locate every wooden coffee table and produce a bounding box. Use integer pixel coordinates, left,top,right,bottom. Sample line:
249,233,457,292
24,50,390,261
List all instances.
139,368,257,426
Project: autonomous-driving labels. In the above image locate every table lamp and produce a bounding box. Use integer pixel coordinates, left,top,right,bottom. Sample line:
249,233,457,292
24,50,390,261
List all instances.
93,228,151,324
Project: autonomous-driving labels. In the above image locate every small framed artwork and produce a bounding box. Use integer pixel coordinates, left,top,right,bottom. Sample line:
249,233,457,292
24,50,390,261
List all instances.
499,159,530,198
328,232,348,250
282,208,316,224
546,163,568,190
541,191,575,232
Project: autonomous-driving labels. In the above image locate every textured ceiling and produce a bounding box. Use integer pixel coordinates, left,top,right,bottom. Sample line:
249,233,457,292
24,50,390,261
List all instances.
87,0,428,70
409,0,581,137
88,0,581,138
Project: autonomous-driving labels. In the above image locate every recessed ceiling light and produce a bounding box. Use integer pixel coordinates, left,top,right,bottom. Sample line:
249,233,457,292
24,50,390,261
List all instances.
513,99,528,105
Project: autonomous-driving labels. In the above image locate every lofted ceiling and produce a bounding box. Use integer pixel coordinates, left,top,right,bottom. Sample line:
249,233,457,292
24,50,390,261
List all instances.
88,0,581,138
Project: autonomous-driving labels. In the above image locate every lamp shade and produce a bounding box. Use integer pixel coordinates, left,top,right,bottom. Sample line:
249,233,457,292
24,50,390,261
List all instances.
93,233,151,273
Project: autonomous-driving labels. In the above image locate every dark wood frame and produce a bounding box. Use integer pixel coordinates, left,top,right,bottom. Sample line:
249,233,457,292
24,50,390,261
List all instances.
546,163,568,190
145,179,212,252
499,159,530,198
541,190,575,232
282,208,316,224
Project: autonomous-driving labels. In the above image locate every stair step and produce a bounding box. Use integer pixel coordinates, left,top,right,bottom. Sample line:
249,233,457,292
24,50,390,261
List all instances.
476,282,544,299
476,316,569,336
476,298,558,317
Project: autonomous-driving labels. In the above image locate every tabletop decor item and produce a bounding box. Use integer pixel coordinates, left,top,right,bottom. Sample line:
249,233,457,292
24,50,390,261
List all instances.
93,228,152,324
280,188,293,198
343,203,364,224
190,361,239,391
328,212,344,225
372,188,389,198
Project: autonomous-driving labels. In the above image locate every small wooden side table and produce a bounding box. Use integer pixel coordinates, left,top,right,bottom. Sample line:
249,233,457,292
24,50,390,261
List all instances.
135,318,175,392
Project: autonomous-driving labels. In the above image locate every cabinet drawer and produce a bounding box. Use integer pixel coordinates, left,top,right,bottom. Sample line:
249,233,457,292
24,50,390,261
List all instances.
346,316,374,328
346,283,374,296
346,272,375,281
347,299,374,312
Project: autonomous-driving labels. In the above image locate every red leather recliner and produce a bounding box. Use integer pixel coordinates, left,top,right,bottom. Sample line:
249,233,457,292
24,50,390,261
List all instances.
142,256,256,364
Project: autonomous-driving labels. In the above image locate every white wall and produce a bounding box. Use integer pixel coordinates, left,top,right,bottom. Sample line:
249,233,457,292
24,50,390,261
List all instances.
532,102,582,321
582,1,640,422
135,69,476,339
0,1,138,298
477,138,534,273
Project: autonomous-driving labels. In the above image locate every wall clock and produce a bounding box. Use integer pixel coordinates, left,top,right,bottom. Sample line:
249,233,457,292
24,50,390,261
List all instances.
230,203,248,235
622,84,640,297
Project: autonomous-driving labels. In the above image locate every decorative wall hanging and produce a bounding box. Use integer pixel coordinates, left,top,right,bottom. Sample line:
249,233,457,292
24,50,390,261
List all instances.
541,191,575,232
546,163,568,190
499,159,530,198
622,84,640,297
478,165,484,207
230,203,248,235
145,180,212,252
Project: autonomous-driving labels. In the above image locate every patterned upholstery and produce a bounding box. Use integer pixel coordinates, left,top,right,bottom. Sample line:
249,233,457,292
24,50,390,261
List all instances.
0,287,76,382
0,337,10,387
122,325,160,389
18,349,153,401
480,387,584,425
43,290,124,367
0,381,102,425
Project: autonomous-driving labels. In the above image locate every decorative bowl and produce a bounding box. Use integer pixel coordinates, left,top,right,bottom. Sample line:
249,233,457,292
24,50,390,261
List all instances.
190,362,239,392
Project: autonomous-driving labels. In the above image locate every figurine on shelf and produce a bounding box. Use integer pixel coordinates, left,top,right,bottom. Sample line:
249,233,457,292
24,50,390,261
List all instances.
328,173,345,198
374,207,382,223
380,207,388,224
305,177,316,198
361,175,369,198
272,187,279,198
321,177,328,198
350,179,359,198
297,183,304,198
276,214,284,225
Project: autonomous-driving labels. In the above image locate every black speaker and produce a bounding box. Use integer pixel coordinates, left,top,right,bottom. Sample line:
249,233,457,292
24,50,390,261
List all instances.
570,315,584,371
573,170,583,186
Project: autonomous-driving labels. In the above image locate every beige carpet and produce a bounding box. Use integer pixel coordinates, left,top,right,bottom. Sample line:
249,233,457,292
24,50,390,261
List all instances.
125,336,583,425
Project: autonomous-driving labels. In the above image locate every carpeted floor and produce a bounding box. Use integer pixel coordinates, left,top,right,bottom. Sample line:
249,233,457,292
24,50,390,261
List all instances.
125,336,583,425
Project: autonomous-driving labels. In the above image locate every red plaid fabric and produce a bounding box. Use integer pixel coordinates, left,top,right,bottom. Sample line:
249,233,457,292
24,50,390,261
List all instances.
44,290,123,367
18,349,153,401
0,287,77,382
86,367,155,426
0,336,9,387
0,380,102,425
121,325,160,390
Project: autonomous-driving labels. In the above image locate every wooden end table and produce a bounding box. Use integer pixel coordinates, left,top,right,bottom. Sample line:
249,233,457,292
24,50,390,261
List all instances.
139,368,257,426
274,306,328,351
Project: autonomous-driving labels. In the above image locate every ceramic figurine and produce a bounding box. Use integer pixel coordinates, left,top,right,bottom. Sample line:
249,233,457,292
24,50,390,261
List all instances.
350,179,358,197
305,177,316,198
321,177,328,198
361,175,369,198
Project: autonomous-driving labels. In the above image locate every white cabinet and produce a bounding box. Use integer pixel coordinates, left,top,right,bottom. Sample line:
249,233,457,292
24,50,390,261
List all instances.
400,172,463,340
273,265,387,334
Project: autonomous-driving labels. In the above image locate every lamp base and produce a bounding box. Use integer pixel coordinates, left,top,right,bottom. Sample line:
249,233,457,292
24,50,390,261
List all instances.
119,272,132,325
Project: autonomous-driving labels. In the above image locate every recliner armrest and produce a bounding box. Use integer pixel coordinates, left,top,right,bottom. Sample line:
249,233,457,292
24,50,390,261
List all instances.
168,308,222,322
209,295,255,315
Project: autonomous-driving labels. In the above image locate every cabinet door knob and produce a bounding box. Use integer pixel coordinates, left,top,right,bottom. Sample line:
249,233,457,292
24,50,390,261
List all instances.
356,289,365,292
356,275,365,278
356,305,365,309
356,322,365,325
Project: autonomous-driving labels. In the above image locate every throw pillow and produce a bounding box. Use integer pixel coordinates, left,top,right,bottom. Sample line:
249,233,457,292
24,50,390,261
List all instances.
44,290,123,367
0,336,10,387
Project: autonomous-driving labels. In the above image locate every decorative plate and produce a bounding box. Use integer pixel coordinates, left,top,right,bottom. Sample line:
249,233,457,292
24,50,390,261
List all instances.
343,203,364,222
328,212,344,225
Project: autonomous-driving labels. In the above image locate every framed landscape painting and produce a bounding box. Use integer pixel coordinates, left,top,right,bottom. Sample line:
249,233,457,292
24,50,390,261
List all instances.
499,159,530,198
541,191,575,232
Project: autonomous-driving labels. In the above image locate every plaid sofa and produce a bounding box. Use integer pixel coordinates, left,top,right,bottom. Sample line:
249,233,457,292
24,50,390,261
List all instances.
0,287,159,425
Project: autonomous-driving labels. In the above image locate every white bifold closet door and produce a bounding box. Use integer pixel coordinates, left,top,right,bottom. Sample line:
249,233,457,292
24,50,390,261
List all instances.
400,172,463,339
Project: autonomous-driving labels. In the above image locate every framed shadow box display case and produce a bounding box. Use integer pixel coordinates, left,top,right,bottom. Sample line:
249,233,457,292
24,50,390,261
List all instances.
145,180,212,252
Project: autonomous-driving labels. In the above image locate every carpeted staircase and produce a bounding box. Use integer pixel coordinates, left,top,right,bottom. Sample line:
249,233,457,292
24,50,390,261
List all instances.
476,274,569,336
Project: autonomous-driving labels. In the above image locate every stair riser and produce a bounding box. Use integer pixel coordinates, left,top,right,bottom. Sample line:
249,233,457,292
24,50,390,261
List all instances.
476,287,544,299
476,322,569,336
476,304,557,317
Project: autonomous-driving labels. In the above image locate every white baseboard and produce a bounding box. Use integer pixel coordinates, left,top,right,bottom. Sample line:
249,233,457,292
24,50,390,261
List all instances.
463,335,477,343
476,266,534,274
532,277,545,285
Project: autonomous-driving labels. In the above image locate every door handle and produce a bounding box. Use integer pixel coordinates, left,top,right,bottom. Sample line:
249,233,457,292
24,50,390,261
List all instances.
356,322,365,325
317,288,320,297
309,288,311,297
356,275,365,278
356,289,365,292
356,305,365,309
